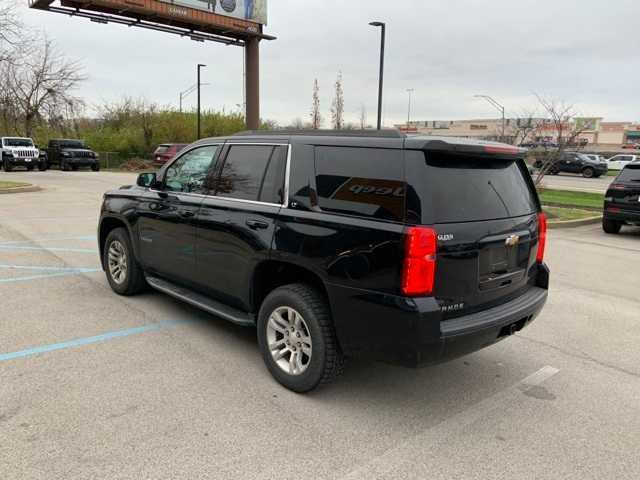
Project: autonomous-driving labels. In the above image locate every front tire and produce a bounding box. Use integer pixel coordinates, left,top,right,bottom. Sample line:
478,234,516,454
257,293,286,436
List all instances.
103,227,147,296
257,284,344,393
602,218,621,234
91,163,100,172
4,160,13,172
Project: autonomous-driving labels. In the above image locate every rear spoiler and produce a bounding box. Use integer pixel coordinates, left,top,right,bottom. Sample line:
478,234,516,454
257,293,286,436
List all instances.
412,139,525,159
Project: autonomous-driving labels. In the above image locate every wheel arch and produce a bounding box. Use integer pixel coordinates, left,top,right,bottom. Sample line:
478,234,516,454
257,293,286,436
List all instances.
98,215,137,268
251,260,331,316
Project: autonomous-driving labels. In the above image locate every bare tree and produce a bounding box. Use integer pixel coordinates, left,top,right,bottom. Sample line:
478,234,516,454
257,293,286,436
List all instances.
2,39,86,136
0,1,21,60
310,78,321,129
358,104,367,130
533,95,589,187
330,71,344,130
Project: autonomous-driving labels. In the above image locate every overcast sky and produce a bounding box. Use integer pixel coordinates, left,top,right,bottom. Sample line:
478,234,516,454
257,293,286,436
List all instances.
20,0,640,126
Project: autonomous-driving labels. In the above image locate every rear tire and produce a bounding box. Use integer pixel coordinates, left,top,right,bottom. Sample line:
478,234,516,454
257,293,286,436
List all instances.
103,227,147,296
60,160,68,171
257,283,344,393
582,167,594,178
602,218,621,234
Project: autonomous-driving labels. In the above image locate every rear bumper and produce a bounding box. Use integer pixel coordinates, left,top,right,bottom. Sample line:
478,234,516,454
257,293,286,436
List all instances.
328,264,549,367
604,209,640,223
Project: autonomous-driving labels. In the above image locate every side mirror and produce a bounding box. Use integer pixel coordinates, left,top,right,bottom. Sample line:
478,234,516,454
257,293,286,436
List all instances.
137,172,157,188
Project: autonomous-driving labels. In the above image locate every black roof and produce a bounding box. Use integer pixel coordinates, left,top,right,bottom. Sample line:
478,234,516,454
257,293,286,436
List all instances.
234,129,405,139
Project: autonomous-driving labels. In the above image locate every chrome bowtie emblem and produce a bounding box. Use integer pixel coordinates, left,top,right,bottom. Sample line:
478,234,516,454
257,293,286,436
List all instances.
505,235,520,247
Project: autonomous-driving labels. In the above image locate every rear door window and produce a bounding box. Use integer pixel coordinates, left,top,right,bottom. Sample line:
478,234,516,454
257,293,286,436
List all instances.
314,146,404,222
215,145,286,203
405,151,538,224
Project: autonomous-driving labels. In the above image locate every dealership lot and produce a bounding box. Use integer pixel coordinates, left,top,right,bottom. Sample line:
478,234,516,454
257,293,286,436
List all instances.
1,170,640,480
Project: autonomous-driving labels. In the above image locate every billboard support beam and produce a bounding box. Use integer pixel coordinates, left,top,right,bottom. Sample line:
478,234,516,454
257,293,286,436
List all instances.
245,37,260,131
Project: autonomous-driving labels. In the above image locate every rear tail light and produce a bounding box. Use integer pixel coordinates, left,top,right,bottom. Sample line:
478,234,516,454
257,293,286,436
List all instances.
402,227,437,296
607,207,621,213
536,212,547,263
609,184,626,190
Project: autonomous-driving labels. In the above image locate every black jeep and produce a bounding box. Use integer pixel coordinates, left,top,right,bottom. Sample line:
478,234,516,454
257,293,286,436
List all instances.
98,130,549,392
47,139,100,171
603,162,640,233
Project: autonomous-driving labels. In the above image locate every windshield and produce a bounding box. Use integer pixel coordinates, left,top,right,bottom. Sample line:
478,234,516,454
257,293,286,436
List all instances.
60,140,85,149
617,165,640,182
3,138,34,147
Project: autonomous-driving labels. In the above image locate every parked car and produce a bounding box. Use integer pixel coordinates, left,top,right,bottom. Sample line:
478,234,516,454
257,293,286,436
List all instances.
620,143,639,150
152,143,187,167
98,131,549,392
1,137,46,172
46,139,100,171
606,154,640,170
534,151,608,178
585,154,605,163
602,162,640,234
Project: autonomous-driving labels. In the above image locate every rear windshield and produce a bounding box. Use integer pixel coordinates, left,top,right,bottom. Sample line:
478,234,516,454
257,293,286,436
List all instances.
405,151,538,224
617,165,640,182
155,146,170,155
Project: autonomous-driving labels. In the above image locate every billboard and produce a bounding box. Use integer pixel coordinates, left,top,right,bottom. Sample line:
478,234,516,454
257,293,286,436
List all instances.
159,0,267,24
574,117,601,132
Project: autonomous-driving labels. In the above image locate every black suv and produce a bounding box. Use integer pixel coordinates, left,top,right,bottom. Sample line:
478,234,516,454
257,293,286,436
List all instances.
98,131,549,392
47,139,100,171
603,162,640,234
534,151,608,178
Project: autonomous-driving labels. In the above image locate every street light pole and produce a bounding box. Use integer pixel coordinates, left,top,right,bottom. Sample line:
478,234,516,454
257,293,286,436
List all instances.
406,88,414,127
369,21,386,130
197,63,206,139
475,94,505,141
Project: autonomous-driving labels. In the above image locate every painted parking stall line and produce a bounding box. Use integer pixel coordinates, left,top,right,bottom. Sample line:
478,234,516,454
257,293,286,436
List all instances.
0,264,101,283
0,320,190,363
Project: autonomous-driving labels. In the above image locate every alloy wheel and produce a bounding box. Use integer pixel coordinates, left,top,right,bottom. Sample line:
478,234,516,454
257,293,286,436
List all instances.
107,240,128,285
266,306,313,376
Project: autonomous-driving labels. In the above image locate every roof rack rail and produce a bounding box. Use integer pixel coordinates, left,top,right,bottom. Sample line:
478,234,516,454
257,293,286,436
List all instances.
233,129,406,139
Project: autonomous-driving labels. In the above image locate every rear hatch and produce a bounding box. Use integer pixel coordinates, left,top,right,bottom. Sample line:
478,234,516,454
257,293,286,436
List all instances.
405,149,542,318
607,164,640,214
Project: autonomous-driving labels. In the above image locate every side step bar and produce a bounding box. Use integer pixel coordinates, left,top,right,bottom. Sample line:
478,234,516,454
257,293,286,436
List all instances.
145,275,256,327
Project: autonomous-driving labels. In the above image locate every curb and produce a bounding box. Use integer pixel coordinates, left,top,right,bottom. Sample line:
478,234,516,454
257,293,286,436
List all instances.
0,185,41,195
548,215,602,229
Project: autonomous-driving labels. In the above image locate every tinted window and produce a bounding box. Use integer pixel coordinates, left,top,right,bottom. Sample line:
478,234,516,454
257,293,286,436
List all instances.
315,146,404,221
216,145,283,202
405,151,537,224
259,147,287,204
164,146,219,193
60,141,84,149
155,146,169,155
617,165,640,182
4,138,34,147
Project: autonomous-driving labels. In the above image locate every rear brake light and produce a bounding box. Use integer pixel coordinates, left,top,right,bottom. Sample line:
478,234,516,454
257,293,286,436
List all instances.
484,145,521,155
607,207,621,213
609,184,626,190
402,227,437,296
536,213,547,263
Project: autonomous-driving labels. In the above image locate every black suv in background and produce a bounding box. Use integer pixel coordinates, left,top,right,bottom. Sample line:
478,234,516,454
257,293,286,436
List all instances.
98,131,549,392
603,162,640,233
47,139,100,171
534,151,608,178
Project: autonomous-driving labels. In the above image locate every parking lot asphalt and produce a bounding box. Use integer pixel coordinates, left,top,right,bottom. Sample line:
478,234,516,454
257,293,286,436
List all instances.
541,173,613,193
1,170,640,480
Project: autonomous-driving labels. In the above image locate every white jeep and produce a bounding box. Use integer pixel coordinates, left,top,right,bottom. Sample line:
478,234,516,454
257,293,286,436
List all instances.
1,137,46,172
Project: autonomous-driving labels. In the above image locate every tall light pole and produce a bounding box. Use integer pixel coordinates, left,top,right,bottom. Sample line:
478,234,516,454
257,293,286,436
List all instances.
369,21,386,130
406,88,414,127
197,63,206,139
475,94,505,141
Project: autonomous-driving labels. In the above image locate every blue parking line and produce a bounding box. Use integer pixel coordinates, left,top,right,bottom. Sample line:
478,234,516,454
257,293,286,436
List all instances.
0,264,99,272
0,269,101,283
0,320,189,363
0,245,97,253
0,235,96,245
